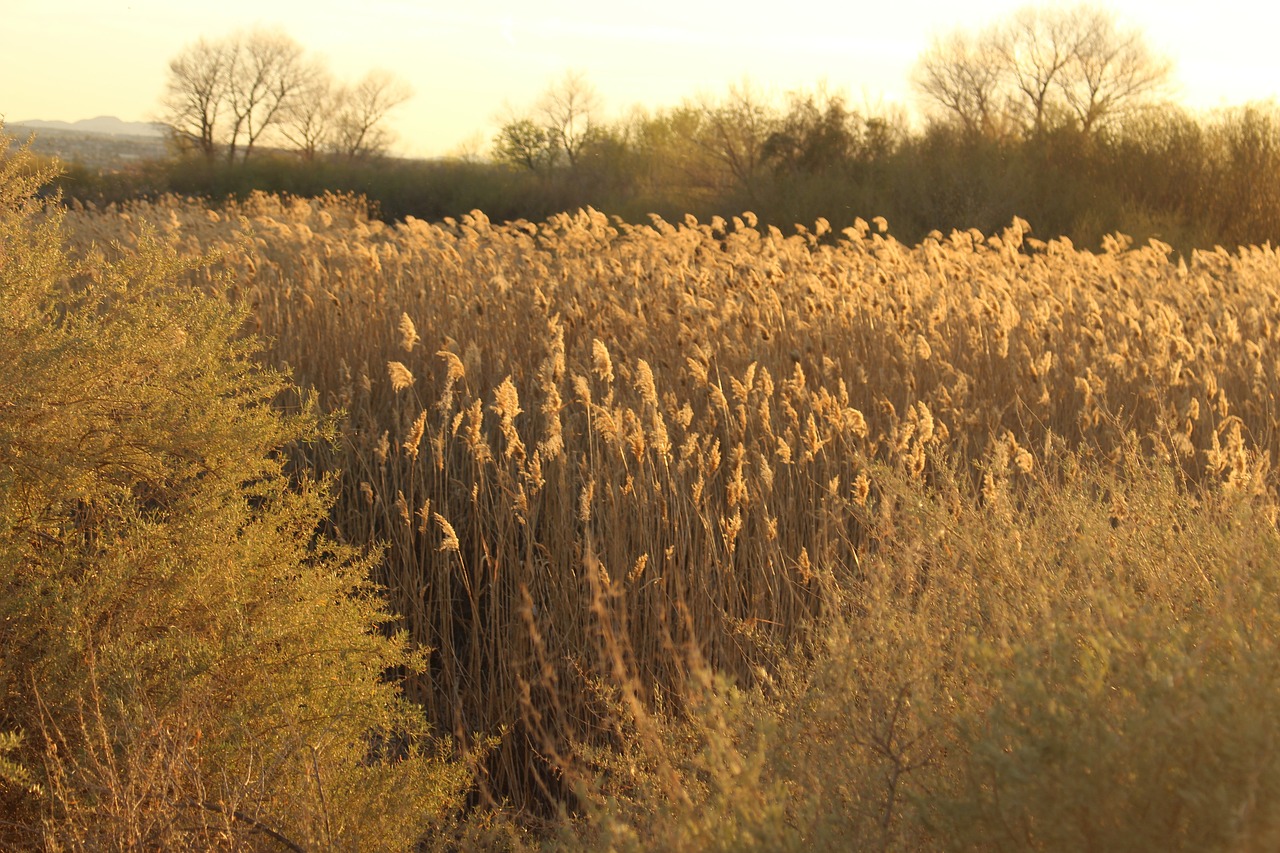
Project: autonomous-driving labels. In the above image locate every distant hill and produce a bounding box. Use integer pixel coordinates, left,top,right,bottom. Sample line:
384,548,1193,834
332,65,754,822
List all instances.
12,116,167,138
6,119,170,169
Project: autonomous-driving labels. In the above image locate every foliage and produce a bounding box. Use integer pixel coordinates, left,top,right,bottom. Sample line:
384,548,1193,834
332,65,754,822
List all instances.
12,8,1280,851
21,4,1269,254
0,136,468,849
494,71,606,175
493,118,558,175
48,90,1280,257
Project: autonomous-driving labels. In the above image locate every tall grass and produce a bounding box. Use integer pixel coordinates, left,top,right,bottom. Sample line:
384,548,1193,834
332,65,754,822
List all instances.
57,192,1280,846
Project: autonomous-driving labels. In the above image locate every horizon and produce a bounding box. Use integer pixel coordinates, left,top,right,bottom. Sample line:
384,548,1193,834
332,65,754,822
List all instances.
6,1,1280,159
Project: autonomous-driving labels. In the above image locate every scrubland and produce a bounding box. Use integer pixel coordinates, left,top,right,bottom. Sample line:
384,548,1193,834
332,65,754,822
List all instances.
9,153,1280,849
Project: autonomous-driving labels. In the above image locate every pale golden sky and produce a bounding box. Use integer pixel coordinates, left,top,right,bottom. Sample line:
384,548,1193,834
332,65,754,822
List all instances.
5,0,1278,158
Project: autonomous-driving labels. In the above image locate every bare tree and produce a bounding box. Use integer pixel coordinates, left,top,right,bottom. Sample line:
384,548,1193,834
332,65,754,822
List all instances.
331,70,413,159
913,30,1009,137
685,81,778,194
1057,7,1173,134
162,30,408,164
914,5,1173,138
279,58,338,160
222,28,309,162
448,132,489,164
537,70,603,169
995,6,1086,133
161,37,231,160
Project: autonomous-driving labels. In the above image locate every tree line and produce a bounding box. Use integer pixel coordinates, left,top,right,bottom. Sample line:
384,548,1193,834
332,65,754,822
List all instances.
494,4,1170,179
56,5,1280,254
473,0,1276,254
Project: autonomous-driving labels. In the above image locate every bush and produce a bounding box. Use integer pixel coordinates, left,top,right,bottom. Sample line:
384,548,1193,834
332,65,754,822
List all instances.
0,136,468,849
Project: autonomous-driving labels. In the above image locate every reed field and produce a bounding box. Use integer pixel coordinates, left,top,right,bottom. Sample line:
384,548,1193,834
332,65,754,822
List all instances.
16,178,1280,848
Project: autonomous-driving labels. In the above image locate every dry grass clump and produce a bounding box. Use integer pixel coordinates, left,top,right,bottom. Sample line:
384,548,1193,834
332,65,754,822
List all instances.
57,193,1280,844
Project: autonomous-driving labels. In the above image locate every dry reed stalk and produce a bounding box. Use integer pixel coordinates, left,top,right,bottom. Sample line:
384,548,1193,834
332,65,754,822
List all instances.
58,193,1280,814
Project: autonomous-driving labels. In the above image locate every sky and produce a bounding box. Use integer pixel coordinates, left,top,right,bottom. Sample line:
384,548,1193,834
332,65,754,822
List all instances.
4,0,1279,159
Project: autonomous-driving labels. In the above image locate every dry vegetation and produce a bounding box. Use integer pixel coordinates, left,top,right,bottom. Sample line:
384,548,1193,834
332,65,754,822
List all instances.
37,189,1280,847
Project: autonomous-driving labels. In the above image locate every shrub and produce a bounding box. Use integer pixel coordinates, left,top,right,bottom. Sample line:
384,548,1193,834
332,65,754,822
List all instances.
0,135,468,849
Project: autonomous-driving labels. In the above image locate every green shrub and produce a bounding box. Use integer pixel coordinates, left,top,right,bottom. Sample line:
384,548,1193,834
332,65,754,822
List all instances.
0,136,468,849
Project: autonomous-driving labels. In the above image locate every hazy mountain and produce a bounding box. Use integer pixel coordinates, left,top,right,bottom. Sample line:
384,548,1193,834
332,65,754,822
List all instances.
6,118,170,169
12,116,166,138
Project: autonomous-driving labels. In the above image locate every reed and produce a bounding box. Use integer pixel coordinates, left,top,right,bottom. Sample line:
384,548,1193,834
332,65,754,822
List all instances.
60,193,1280,841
